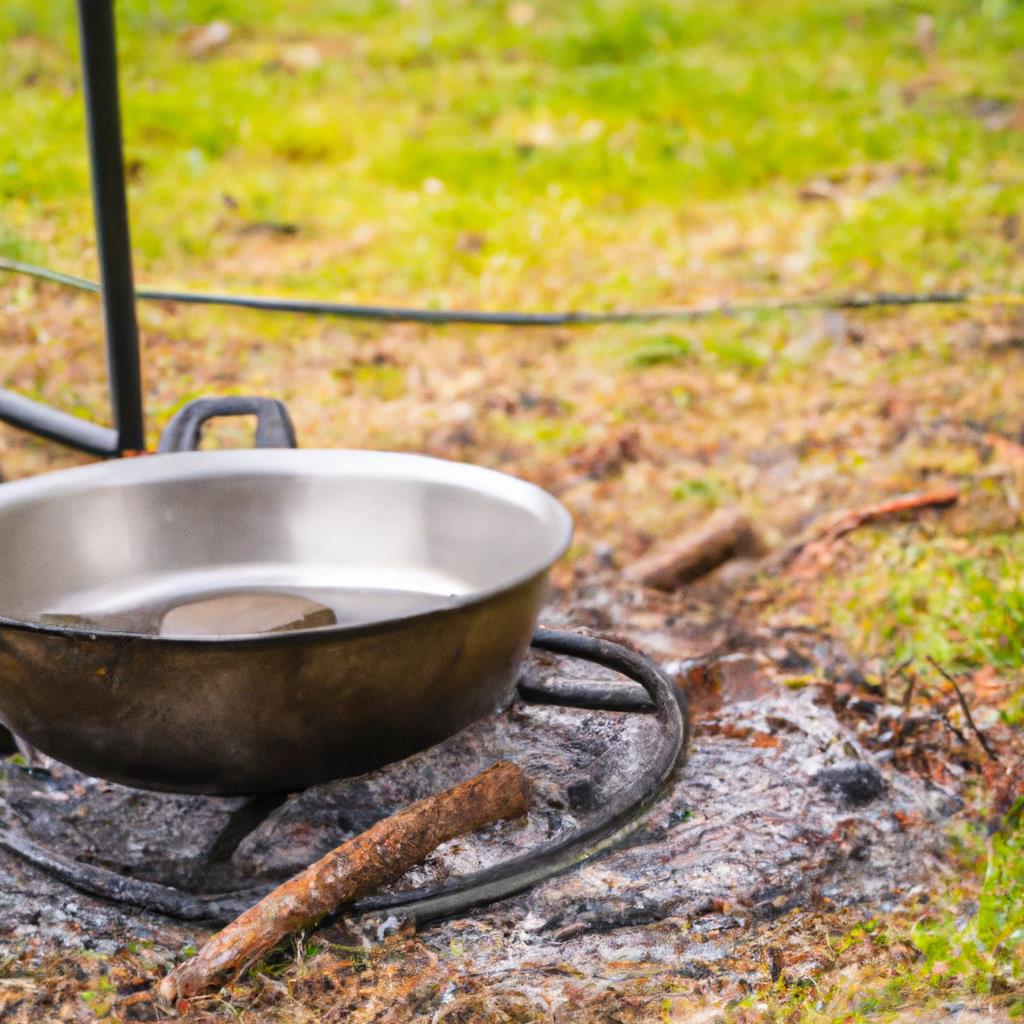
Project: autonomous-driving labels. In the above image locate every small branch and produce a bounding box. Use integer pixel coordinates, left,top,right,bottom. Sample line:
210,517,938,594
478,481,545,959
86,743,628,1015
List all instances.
822,487,958,540
780,487,959,576
899,665,917,711
886,657,913,705
158,761,530,1007
925,657,998,762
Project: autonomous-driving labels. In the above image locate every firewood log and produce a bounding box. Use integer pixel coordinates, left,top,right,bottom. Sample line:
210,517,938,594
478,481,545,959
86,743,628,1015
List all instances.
625,508,764,590
158,761,529,1007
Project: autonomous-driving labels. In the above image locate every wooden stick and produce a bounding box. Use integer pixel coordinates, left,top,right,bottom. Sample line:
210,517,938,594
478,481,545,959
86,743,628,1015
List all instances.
624,508,764,590
784,487,958,576
158,761,529,1006
926,657,999,762
811,487,959,544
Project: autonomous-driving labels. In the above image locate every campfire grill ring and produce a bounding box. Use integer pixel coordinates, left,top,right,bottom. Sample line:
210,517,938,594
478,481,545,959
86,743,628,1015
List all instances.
0,630,686,925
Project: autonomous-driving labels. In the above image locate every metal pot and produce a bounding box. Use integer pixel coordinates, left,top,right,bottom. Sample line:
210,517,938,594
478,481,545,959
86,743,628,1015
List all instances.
0,398,572,794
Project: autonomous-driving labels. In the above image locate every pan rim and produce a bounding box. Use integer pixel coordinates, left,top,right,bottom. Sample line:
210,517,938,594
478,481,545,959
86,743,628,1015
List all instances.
0,448,573,644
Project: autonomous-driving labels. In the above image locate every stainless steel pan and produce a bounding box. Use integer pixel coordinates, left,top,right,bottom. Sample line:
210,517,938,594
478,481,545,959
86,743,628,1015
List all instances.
0,398,572,794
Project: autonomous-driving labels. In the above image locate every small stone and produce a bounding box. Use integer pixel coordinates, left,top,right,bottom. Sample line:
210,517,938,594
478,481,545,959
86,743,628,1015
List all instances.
160,592,336,637
279,43,322,71
520,912,548,933
813,763,887,806
712,654,778,704
182,20,232,59
566,779,599,812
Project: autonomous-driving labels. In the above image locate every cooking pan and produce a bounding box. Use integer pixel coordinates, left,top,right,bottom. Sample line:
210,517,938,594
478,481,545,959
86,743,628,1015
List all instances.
0,397,572,794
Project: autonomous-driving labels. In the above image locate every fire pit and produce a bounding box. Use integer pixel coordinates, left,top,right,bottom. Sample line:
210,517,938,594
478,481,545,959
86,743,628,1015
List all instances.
0,631,686,926
0,605,952,1021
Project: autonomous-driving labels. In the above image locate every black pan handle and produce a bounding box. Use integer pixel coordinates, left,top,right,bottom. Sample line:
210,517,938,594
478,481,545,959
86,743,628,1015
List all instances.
157,396,297,453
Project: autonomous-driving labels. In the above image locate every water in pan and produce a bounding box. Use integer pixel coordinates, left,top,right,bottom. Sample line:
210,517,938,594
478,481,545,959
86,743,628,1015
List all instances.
34,566,469,637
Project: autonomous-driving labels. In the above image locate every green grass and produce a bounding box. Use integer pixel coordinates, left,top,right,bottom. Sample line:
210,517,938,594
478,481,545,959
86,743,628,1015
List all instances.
0,224,42,263
2,0,1024,307
627,333,694,367
913,811,1024,1000
825,532,1024,674
729,807,1024,1022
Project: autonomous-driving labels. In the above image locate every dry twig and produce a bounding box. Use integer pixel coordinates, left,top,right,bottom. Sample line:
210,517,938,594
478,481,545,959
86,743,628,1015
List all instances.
926,657,999,762
783,487,959,577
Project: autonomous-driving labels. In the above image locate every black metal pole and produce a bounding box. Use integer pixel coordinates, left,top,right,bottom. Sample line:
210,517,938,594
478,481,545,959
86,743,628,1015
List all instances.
76,0,145,452
0,389,118,457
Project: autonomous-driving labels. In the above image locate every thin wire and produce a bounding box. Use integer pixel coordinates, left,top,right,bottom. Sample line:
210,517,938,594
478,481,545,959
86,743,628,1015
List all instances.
0,255,1001,327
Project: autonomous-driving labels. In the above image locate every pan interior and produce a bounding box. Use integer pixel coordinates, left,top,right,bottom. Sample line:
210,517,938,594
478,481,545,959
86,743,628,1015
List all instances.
34,568,469,636
0,449,572,639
